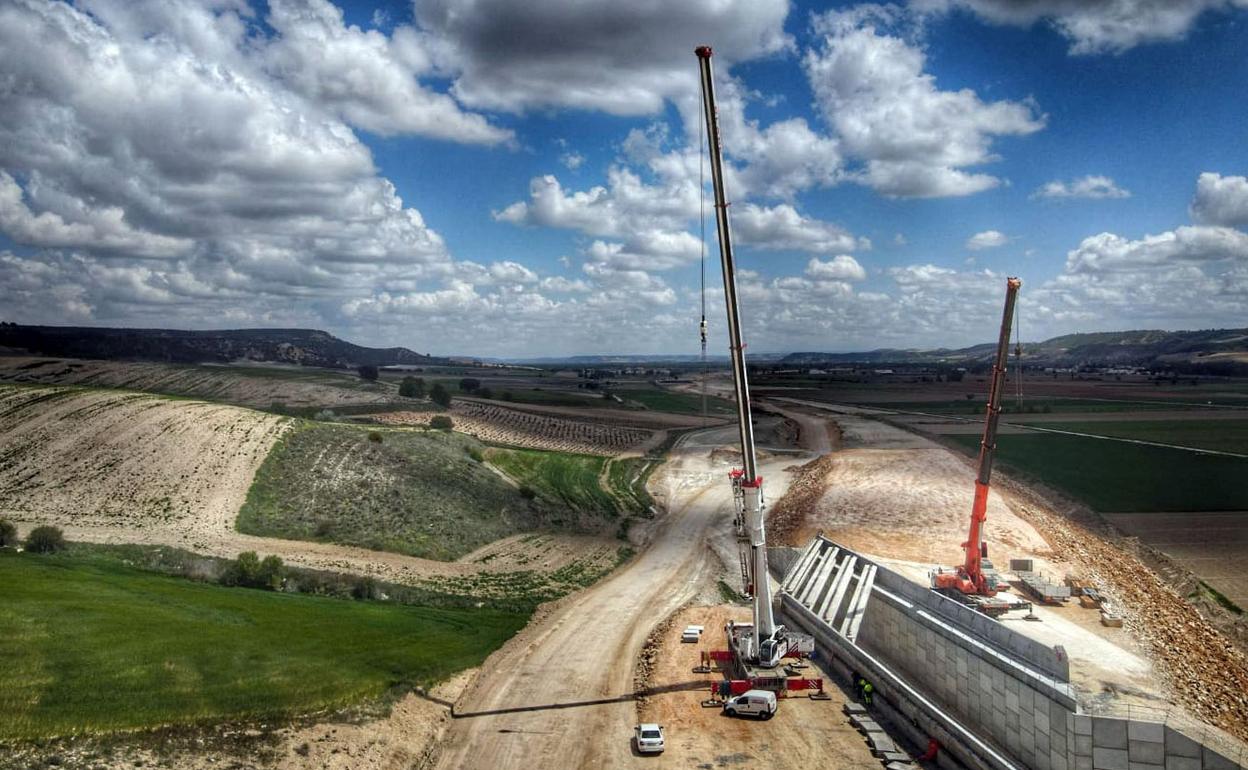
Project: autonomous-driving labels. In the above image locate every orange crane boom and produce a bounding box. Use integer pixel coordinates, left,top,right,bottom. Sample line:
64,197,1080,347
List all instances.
934,276,1021,597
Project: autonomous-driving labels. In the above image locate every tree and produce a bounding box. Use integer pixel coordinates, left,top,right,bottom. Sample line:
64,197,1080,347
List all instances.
223,551,262,587
399,376,426,398
477,387,493,399
25,525,66,553
0,518,18,548
258,555,285,591
459,377,481,393
430,415,454,431
358,364,379,381
430,383,452,408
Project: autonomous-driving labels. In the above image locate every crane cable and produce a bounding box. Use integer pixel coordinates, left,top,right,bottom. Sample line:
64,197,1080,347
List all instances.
699,110,709,423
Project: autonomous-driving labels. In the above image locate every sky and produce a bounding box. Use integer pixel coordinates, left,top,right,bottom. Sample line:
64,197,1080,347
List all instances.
1,0,1247,357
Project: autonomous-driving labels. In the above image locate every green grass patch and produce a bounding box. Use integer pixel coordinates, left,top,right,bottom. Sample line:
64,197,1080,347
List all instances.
605,457,656,513
486,448,618,518
0,551,527,742
613,388,735,415
1022,419,1248,455
946,433,1248,512
1193,580,1244,615
238,422,540,560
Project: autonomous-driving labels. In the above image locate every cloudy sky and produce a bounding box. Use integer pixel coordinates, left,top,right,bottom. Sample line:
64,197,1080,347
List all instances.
2,0,1247,357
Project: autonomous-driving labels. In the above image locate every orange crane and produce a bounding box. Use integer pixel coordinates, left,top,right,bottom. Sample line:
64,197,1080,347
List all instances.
932,277,1021,605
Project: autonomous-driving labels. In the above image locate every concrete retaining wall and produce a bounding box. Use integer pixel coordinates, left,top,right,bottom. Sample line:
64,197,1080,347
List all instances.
779,537,1246,770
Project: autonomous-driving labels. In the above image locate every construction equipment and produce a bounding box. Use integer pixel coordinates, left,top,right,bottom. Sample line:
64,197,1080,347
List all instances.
931,277,1022,611
695,45,787,669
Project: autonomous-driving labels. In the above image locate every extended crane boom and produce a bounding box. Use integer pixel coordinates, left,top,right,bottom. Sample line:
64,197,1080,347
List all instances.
696,45,783,667
934,276,1021,598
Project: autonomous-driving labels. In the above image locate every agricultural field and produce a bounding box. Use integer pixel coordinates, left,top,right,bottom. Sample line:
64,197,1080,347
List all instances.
1011,418,1248,454
0,357,404,412
945,433,1248,512
0,549,527,742
0,384,286,532
482,448,654,521
236,422,545,561
613,387,735,416
376,400,654,455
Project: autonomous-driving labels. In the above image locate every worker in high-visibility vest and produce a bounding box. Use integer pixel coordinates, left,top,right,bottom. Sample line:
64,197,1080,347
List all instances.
861,680,874,705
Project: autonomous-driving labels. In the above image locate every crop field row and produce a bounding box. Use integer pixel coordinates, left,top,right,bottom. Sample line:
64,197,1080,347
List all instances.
0,550,527,742
0,357,401,410
377,401,652,455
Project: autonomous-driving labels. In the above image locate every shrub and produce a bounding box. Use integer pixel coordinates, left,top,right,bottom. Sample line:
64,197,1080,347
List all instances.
368,430,383,443
223,551,261,587
358,365,379,381
430,383,452,408
399,376,426,398
465,446,484,462
518,485,537,501
258,555,285,591
477,387,493,399
0,518,17,548
25,525,66,554
430,415,454,431
459,378,481,393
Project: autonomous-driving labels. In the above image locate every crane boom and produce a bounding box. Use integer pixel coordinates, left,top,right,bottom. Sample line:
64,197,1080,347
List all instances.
936,276,1021,597
696,45,781,665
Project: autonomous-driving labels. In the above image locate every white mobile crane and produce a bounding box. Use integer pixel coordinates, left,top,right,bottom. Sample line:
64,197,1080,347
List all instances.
696,45,788,669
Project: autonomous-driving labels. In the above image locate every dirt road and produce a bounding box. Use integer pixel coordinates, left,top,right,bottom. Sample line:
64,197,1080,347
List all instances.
433,445,799,769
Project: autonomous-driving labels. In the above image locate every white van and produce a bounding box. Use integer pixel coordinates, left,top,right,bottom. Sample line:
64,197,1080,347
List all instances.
723,689,777,719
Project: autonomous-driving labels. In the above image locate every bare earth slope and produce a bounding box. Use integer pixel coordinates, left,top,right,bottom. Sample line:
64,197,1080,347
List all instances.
0,384,287,529
0,357,397,409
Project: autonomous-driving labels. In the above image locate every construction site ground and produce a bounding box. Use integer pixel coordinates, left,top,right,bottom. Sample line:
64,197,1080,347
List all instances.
635,604,882,769
764,399,1248,745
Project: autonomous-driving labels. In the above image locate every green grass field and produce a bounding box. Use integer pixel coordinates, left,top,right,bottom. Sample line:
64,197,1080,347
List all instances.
947,433,1248,512
237,422,540,560
485,448,619,517
0,551,526,741
613,388,735,415
1025,419,1248,455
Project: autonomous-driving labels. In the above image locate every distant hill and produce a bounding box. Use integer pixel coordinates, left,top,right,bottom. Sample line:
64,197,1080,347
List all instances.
0,324,449,369
781,328,1248,372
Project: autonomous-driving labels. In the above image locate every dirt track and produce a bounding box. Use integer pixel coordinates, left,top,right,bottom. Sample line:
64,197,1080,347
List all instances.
432,446,802,769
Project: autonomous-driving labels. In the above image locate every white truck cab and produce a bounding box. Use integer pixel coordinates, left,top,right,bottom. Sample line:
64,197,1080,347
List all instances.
723,689,777,719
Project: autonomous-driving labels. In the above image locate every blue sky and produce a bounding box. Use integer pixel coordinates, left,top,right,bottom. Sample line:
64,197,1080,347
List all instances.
2,0,1247,356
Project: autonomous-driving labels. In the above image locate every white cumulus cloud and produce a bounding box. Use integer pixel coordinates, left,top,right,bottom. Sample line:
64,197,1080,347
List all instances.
1032,175,1131,200
966,230,1009,250
1191,172,1248,227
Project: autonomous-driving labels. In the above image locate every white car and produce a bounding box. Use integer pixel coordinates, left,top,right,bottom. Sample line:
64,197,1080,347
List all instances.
634,723,665,753
723,689,777,719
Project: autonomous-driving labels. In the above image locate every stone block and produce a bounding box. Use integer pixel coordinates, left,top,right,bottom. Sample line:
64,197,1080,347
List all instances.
1007,691,1021,713
1007,711,1021,732
1037,708,1052,735
1162,728,1200,759
1094,718,1129,749
1074,715,1093,736
1075,735,1094,757
1202,747,1242,770
1075,755,1093,770
1036,729,1051,757
1129,722,1164,743
1163,757,1200,770
1052,753,1069,770
1127,763,1163,770
1129,740,1164,766
1093,747,1129,770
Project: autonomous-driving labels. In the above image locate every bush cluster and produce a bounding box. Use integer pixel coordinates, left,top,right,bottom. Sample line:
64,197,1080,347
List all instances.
221,551,285,590
25,525,66,554
0,518,17,548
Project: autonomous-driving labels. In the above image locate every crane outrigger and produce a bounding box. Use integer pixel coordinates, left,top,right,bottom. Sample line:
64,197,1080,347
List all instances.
932,277,1022,613
696,45,788,668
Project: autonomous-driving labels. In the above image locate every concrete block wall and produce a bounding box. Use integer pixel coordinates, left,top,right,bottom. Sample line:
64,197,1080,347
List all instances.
856,587,1075,770
779,537,1248,770
1064,716,1245,770
870,566,1070,682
